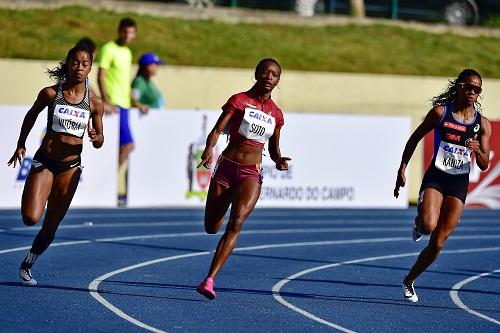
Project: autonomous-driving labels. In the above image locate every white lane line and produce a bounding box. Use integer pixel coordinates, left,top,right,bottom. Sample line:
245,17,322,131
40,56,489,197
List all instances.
272,247,500,331
1,220,411,231
450,268,500,325
7,221,201,231
93,229,436,243
0,212,204,219
0,210,421,220
87,235,500,333
0,240,91,254
2,234,500,255
5,222,500,232
89,252,210,333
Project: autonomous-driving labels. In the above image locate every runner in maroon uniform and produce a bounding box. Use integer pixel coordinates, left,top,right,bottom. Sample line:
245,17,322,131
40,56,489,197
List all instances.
394,69,491,302
196,58,291,300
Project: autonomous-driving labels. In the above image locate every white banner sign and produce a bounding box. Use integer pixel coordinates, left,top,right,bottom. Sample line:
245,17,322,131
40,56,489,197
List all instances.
0,105,118,208
128,109,411,208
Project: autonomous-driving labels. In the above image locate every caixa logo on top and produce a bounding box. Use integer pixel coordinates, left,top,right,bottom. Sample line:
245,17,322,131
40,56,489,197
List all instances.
424,120,500,209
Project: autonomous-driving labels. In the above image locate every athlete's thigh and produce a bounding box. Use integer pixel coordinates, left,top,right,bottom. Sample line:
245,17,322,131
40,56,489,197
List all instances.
21,168,54,222
431,196,463,244
230,180,261,221
204,181,232,229
418,187,443,231
45,168,81,224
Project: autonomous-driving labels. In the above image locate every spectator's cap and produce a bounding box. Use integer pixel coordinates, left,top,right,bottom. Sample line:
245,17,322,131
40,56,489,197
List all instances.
138,52,165,66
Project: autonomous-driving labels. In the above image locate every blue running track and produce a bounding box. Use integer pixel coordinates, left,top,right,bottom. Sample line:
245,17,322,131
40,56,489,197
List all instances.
0,208,499,332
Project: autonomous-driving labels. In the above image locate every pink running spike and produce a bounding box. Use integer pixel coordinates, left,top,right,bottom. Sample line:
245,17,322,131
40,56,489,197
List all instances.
197,277,216,300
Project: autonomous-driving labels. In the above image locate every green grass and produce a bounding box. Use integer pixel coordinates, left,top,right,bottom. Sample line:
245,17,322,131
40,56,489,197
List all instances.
485,15,500,27
1,5,500,77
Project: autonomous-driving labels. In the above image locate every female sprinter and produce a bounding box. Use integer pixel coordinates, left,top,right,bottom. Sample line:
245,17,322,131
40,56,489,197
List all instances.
394,69,491,302
7,44,104,286
196,58,291,300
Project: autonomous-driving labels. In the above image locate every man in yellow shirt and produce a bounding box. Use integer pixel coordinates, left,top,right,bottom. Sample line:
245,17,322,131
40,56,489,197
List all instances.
97,17,148,206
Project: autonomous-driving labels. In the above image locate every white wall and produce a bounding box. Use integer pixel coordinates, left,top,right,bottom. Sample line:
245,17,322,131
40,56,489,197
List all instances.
1,59,499,203
127,109,411,208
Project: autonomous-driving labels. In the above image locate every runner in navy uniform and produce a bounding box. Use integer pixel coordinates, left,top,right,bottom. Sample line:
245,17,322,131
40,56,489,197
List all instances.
196,58,291,300
7,44,104,286
394,69,491,302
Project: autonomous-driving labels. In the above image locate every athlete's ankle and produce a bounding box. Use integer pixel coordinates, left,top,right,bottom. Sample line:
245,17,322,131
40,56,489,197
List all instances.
403,276,413,285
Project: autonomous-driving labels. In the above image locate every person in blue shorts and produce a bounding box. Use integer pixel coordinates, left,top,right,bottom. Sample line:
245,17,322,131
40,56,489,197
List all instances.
96,18,148,205
394,69,492,302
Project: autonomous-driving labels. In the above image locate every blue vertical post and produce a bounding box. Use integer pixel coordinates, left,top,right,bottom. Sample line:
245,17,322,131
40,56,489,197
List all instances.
391,0,398,19
230,0,237,8
328,0,336,13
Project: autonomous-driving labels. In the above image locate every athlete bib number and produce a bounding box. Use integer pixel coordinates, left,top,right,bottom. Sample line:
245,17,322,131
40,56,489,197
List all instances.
52,104,90,137
238,107,276,144
435,141,471,175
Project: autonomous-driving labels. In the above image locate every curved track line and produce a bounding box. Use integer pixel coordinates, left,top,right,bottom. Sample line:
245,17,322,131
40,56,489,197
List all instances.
450,268,500,325
0,240,91,254
88,240,500,333
88,252,209,333
272,247,500,331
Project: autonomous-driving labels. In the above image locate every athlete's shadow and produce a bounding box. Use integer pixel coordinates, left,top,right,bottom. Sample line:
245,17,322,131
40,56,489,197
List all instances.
457,268,500,279
233,253,491,279
105,279,320,301
232,252,335,265
284,277,500,311
0,281,205,303
103,279,500,312
347,262,500,279
292,277,500,296
96,240,210,253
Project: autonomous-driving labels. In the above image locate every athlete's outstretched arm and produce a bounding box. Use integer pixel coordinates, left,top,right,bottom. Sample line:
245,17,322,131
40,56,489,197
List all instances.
268,126,291,171
7,87,54,168
394,106,444,198
198,112,233,169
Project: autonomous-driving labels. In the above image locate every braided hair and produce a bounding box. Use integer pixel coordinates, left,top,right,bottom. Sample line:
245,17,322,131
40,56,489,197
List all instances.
431,69,482,112
47,44,93,82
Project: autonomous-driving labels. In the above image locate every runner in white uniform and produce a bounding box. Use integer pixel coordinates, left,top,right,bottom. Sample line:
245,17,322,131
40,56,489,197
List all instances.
7,44,104,286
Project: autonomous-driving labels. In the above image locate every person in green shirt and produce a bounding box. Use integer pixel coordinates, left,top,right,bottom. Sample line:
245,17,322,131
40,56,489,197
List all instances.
96,17,148,206
132,52,165,109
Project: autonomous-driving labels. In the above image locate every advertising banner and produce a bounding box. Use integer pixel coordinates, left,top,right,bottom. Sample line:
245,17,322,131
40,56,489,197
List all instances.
423,119,499,209
127,110,226,207
128,110,411,208
0,105,118,208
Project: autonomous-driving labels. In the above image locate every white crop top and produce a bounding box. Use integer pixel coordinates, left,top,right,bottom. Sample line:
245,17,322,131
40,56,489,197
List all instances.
237,107,276,144
47,80,91,138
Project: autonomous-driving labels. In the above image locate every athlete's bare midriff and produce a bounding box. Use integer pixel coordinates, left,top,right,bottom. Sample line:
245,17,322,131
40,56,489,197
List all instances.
222,141,263,165
40,131,83,162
